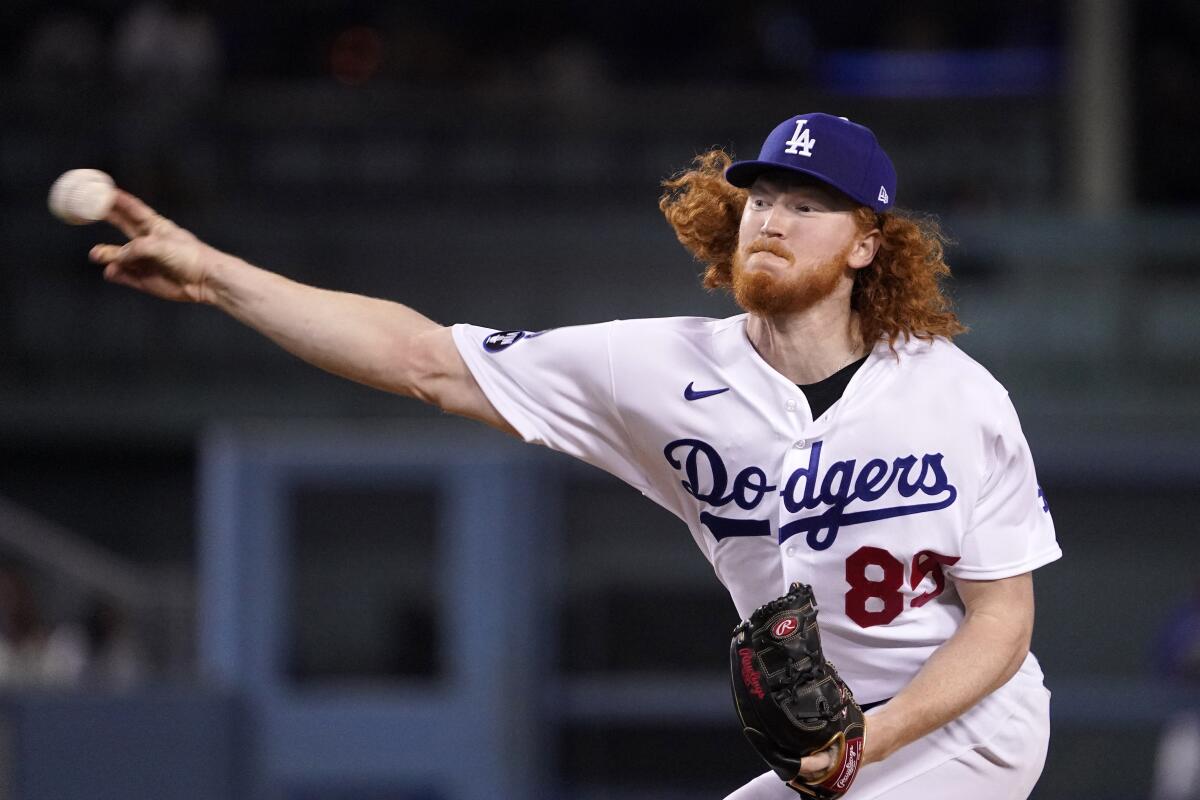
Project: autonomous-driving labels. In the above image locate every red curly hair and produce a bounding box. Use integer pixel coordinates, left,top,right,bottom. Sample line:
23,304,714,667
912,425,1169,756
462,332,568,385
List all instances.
658,149,967,348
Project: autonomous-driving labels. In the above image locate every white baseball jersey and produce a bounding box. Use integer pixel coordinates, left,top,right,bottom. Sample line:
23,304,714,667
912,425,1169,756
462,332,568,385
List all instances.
452,314,1061,789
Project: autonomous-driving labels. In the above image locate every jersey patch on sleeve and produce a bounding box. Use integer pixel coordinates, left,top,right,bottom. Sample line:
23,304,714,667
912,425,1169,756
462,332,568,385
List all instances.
482,330,526,352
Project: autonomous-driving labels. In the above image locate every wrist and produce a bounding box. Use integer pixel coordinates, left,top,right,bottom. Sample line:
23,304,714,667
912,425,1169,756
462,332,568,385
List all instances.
862,710,901,766
202,251,245,308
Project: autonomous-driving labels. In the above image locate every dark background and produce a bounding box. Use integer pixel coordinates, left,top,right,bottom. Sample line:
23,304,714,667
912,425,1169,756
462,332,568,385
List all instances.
0,1,1198,798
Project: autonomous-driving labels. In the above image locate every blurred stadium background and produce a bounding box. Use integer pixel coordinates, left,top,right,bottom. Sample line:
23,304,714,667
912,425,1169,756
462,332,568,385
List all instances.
1,1,1199,798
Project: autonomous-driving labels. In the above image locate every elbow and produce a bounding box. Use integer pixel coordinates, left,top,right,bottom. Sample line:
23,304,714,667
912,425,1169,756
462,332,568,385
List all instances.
381,325,516,434
1008,600,1035,673
398,329,452,407
1006,633,1031,683
999,615,1034,686
959,572,1036,689
965,607,1033,689
396,326,469,413
1019,614,1034,654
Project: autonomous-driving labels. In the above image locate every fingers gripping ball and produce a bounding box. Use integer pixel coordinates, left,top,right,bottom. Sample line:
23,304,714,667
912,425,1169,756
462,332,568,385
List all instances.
48,169,116,225
730,582,866,799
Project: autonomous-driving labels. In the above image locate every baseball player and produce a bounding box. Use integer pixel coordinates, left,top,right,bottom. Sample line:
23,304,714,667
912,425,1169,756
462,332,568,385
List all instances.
88,112,1060,799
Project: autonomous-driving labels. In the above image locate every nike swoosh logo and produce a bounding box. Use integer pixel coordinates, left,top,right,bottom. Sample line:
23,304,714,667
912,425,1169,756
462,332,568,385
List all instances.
684,382,730,401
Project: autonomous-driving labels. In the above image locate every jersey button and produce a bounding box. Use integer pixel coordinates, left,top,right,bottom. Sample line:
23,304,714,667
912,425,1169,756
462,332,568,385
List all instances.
794,439,806,449
785,546,796,557
785,399,798,412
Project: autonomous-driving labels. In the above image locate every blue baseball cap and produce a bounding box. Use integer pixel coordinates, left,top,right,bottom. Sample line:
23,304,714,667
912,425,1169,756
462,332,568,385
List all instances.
725,113,897,212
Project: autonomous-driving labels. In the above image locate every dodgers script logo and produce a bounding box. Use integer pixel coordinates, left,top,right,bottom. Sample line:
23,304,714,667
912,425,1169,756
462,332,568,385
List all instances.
662,439,957,550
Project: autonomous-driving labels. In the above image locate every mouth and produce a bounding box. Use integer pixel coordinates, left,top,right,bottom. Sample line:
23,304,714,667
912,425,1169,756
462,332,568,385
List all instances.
743,238,795,266
744,248,793,269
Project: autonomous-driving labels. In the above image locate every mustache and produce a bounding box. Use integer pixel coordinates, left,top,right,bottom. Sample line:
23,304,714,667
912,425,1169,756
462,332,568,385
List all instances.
744,239,795,265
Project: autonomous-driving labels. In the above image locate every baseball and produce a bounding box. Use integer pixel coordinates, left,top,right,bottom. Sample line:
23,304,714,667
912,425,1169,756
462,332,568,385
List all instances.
48,168,117,225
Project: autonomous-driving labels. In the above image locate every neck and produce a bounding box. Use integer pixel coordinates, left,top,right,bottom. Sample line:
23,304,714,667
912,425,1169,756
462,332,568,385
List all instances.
745,298,864,385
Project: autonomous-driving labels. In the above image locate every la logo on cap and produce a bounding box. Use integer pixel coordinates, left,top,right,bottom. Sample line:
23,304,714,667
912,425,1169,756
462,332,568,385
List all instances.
783,119,815,157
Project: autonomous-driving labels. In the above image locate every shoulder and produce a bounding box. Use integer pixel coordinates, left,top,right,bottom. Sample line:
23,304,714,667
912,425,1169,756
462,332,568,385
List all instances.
884,335,1013,412
609,314,743,349
611,314,737,335
888,335,1005,388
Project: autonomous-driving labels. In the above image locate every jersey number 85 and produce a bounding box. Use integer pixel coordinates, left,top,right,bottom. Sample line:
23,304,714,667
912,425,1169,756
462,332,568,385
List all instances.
845,547,960,628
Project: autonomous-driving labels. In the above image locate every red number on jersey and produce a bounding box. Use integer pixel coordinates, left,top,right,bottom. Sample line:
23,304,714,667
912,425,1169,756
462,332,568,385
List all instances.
910,550,960,609
844,547,960,627
844,546,905,627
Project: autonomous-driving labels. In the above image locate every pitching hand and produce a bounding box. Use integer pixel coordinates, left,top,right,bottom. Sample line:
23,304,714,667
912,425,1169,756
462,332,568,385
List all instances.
89,190,222,304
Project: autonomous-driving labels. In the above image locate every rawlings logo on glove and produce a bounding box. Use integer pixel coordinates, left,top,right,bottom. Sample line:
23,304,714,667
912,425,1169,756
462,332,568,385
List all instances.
729,582,866,800
738,647,767,699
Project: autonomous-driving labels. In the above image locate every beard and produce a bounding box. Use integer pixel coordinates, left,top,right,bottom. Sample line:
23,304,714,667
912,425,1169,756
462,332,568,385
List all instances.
731,238,852,316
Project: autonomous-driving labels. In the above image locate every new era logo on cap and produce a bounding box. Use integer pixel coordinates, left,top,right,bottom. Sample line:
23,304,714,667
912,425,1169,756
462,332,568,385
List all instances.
726,113,897,212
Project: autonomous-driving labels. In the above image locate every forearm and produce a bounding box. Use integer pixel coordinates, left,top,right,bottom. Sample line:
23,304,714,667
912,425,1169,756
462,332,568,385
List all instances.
864,607,1031,764
206,254,445,400
91,191,507,428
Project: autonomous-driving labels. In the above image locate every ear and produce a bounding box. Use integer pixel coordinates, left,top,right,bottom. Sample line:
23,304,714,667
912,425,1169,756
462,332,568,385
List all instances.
847,228,881,270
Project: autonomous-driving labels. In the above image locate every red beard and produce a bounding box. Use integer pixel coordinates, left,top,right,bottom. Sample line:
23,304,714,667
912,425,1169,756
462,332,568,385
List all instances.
732,239,851,316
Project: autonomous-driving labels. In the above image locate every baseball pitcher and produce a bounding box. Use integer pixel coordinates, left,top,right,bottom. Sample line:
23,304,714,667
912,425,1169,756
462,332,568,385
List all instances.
88,113,1061,799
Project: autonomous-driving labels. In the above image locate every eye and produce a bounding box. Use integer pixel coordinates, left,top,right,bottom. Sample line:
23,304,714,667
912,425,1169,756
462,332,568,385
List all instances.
795,204,815,213
749,197,769,210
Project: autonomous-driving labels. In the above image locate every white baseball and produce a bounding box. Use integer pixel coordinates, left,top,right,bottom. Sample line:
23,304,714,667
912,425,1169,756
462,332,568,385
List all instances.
48,169,117,225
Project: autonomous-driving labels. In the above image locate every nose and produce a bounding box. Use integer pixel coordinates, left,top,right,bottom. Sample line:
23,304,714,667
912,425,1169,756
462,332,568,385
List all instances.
759,205,785,237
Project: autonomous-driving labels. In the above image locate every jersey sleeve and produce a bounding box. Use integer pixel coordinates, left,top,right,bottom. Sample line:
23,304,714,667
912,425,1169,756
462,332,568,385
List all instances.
451,322,655,497
950,395,1062,580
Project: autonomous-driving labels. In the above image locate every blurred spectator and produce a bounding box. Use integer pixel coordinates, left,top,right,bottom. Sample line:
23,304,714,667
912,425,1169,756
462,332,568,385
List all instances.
44,595,147,689
112,0,225,207
0,562,51,685
113,0,222,92
1151,583,1200,800
0,562,146,689
1154,714,1200,800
